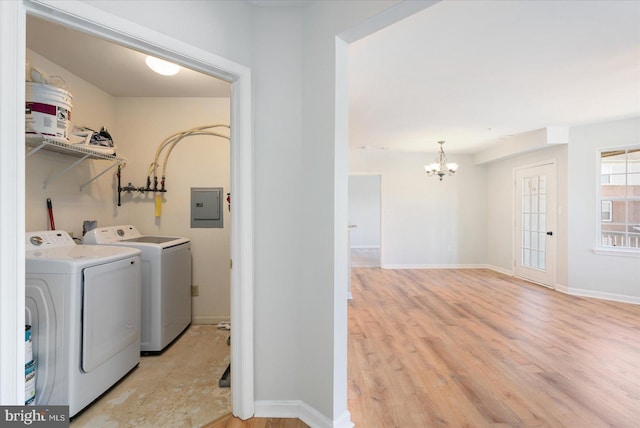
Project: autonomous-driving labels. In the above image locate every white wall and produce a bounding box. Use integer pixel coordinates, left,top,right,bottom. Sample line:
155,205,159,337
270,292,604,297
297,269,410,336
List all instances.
298,2,405,422
249,5,304,403
348,175,380,248
350,149,488,268
485,144,569,286
114,97,231,323
84,0,254,68
567,117,640,302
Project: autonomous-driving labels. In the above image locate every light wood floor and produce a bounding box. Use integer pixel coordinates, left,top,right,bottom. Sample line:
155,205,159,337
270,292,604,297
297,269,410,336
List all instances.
203,413,308,428
347,268,640,428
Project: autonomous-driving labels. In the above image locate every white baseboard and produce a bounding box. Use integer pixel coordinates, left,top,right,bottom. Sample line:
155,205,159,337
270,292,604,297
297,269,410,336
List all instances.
554,282,569,293
485,264,514,276
554,285,639,305
191,316,230,325
378,263,515,277
254,400,353,428
381,263,494,270
350,245,380,249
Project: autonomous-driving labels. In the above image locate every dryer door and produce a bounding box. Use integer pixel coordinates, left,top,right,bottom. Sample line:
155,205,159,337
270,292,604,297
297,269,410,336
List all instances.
82,256,141,372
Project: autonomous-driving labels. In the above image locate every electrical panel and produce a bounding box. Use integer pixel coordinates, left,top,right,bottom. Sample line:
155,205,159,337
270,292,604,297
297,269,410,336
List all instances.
191,187,223,228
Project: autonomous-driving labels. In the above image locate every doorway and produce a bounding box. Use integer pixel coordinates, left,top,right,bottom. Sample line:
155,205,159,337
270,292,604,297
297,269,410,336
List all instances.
4,1,254,418
348,174,381,268
514,162,557,288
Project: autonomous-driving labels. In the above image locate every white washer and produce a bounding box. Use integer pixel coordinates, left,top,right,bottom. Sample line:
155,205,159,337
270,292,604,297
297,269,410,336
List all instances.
83,225,192,353
25,230,142,417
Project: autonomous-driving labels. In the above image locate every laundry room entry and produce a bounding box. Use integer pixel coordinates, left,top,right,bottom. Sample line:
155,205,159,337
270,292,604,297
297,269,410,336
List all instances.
25,15,233,328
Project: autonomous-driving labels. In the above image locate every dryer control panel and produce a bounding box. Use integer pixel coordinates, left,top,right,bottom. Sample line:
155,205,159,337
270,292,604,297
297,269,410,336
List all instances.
83,225,140,244
25,231,75,250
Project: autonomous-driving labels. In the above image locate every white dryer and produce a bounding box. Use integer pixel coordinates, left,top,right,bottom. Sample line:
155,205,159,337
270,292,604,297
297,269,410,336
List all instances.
83,225,192,353
25,230,142,417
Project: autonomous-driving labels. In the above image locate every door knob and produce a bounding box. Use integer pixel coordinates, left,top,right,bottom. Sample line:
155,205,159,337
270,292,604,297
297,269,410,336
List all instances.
546,231,553,236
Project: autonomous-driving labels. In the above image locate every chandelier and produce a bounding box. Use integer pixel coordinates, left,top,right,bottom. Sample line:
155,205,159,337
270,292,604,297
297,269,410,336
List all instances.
424,141,459,181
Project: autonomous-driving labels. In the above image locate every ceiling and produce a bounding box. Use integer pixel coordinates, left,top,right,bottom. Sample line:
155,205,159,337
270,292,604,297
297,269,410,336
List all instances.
349,0,640,154
26,15,231,98
27,1,640,155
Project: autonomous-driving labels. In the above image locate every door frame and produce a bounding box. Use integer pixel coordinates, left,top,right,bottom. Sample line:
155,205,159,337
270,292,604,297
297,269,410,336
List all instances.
1,1,254,418
513,160,557,288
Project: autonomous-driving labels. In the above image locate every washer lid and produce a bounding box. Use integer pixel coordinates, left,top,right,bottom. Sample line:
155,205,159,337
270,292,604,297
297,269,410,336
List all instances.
122,236,184,244
83,224,189,248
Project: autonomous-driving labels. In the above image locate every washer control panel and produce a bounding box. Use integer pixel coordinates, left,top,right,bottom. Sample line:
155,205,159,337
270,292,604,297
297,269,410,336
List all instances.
83,225,141,244
25,231,75,250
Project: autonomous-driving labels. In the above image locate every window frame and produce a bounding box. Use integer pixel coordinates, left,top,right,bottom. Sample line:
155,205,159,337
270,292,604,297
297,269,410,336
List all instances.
596,145,640,256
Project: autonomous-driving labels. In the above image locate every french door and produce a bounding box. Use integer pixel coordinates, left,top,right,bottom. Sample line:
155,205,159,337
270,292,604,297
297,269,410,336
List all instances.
514,163,556,288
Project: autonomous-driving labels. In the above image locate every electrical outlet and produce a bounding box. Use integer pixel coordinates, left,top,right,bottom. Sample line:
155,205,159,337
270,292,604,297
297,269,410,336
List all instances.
191,285,199,296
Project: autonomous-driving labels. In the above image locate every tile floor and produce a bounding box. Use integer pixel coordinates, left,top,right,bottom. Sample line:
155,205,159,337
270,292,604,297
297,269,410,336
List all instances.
70,325,231,428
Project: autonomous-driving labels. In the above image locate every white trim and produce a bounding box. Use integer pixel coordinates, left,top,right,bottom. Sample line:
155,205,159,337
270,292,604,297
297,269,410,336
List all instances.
350,245,380,249
332,410,355,428
596,144,640,253
17,0,254,419
191,316,231,325
592,247,640,258
254,400,302,419
555,286,640,305
381,264,495,270
0,0,26,405
254,400,353,428
485,264,514,276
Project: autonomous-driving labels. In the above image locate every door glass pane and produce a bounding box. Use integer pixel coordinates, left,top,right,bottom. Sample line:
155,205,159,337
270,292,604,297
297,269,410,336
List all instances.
531,231,538,250
539,175,547,194
520,173,548,272
539,232,546,251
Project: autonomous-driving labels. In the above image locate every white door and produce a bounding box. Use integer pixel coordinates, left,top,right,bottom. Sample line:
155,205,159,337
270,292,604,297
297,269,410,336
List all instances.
514,163,556,288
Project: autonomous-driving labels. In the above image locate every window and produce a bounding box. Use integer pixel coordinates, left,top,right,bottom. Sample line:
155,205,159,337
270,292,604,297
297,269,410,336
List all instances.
599,147,640,249
601,201,612,222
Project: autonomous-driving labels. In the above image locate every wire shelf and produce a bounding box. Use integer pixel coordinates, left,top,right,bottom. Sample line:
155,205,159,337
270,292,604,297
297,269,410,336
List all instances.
26,136,126,190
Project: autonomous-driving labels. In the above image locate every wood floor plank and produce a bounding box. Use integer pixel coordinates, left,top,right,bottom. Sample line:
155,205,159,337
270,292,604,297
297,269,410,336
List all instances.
348,268,640,428
202,413,308,428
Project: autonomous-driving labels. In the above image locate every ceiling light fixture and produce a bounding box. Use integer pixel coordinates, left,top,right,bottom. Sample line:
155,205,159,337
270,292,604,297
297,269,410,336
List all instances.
424,141,459,181
145,56,180,76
